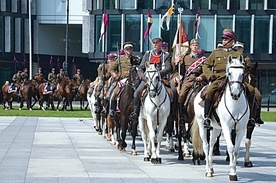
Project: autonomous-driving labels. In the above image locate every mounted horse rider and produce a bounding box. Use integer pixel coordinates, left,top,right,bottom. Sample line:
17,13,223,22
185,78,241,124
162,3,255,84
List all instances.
73,68,84,86
202,29,256,129
233,41,264,125
21,68,29,83
55,68,67,94
129,37,177,122
176,39,208,126
10,70,22,93
48,67,57,85
94,53,117,114
109,42,141,117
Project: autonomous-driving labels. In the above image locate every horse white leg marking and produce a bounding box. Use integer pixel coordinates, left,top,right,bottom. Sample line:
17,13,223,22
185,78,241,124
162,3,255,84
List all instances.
244,138,251,163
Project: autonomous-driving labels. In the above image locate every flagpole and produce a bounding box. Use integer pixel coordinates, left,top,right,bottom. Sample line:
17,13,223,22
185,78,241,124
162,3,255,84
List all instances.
28,0,32,80
178,7,183,77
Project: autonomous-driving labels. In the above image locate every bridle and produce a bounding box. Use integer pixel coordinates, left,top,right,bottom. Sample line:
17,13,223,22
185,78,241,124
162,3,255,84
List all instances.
227,65,245,100
146,69,162,97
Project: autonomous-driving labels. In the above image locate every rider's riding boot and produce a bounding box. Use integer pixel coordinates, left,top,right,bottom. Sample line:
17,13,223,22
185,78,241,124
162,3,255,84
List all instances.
109,99,116,117
203,99,212,129
129,97,140,122
178,103,185,127
255,117,264,125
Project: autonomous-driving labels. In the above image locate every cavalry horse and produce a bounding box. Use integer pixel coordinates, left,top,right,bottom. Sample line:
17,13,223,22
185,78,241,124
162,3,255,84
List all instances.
56,77,69,110
78,78,91,110
1,81,18,110
139,63,171,164
19,79,38,110
63,78,78,110
191,55,250,181
111,65,140,153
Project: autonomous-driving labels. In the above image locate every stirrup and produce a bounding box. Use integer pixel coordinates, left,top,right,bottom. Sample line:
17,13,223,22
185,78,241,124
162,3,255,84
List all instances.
203,117,211,129
109,110,116,117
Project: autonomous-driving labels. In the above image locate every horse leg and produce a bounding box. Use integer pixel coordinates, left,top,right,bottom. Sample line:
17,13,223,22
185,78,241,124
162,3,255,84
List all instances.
118,117,128,151
130,120,138,155
80,99,83,110
177,121,184,160
213,133,221,155
166,118,175,153
139,119,150,161
244,126,254,167
154,119,167,164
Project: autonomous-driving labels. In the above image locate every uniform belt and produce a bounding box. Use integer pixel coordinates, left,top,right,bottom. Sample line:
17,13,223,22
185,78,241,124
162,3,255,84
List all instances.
189,73,200,77
121,71,129,75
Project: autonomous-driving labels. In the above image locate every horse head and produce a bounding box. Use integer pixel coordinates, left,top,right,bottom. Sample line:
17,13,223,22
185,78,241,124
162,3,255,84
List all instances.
226,55,245,100
128,66,140,89
145,63,162,98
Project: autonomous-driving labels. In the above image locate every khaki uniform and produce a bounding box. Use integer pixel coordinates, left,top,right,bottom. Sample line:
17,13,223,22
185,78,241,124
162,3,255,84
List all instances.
203,48,255,100
110,55,141,100
170,56,186,87
178,54,207,103
20,72,28,82
48,73,57,84
57,73,66,82
73,73,84,86
12,73,22,85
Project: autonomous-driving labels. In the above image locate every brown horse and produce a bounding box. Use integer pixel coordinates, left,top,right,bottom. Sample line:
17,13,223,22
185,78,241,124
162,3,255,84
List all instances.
19,79,38,110
56,77,69,110
1,81,19,110
112,66,140,154
77,78,91,110
37,82,56,110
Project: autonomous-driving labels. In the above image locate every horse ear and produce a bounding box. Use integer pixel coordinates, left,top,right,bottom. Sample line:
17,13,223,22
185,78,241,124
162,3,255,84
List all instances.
239,55,245,65
228,55,233,63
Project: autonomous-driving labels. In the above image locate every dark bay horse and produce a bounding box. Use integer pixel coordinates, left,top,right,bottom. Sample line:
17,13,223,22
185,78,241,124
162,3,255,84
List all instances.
1,81,18,110
19,79,38,110
108,66,140,154
78,78,91,110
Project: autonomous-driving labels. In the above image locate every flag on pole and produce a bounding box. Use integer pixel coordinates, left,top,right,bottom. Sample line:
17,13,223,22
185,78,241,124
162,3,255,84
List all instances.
98,13,108,43
37,55,40,67
72,57,76,71
49,55,53,68
143,10,153,41
160,5,174,30
172,19,189,60
56,57,60,70
194,10,201,39
13,55,19,64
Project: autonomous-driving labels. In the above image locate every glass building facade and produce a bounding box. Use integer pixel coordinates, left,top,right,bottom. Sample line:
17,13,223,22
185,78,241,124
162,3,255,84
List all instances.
83,0,276,105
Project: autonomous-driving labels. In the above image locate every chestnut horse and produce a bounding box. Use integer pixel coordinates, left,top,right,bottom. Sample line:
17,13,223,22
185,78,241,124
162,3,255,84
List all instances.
19,79,38,110
56,77,69,111
1,81,18,110
37,82,56,110
78,78,91,110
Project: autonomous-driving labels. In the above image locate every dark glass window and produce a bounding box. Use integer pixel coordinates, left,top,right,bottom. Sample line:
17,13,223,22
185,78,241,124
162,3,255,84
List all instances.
267,0,276,9
254,16,269,53
211,0,227,9
235,15,251,53
230,0,246,10
108,15,121,52
125,15,140,52
6,0,11,12
137,0,153,9
217,15,233,43
0,17,2,52
104,0,115,9
174,0,190,9
120,0,135,9
96,15,103,52
192,0,209,9
250,0,263,10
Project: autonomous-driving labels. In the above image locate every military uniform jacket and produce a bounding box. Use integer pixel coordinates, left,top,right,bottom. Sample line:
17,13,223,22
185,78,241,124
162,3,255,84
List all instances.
203,48,243,81
57,73,66,82
170,56,186,80
73,73,84,85
97,62,111,81
183,54,206,81
109,55,140,79
20,72,28,81
138,50,171,81
48,73,57,83
12,74,22,84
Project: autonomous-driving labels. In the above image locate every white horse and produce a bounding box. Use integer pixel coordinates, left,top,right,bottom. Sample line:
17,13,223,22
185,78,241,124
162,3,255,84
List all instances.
139,64,171,164
192,55,250,181
87,79,100,131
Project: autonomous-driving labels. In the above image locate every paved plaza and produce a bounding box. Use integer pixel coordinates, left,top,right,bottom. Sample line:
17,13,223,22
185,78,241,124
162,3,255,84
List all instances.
0,116,275,183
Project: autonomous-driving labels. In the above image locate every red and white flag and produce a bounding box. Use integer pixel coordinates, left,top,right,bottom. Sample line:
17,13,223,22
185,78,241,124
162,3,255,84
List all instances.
160,5,174,30
98,13,108,43
172,19,189,60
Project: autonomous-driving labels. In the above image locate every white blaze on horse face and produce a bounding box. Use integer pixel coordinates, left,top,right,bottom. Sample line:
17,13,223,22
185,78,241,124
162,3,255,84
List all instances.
227,58,244,98
146,64,161,98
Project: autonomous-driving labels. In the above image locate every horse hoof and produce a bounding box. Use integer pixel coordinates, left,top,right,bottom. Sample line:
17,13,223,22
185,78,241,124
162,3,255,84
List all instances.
157,157,162,164
151,158,158,164
131,150,137,156
184,152,190,157
205,172,213,177
98,131,102,135
229,174,238,181
244,161,253,167
211,168,214,173
169,149,175,153
197,159,201,165
144,157,150,161
178,155,184,161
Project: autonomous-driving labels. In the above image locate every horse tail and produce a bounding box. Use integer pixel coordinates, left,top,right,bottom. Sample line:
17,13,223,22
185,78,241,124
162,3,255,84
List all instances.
191,117,204,156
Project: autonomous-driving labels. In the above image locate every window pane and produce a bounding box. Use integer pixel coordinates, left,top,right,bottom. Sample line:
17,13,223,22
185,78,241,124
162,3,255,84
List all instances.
250,0,263,10
120,0,135,9
137,0,153,9
95,15,102,52
108,15,121,52
235,15,251,53
217,15,233,43
0,17,2,52
105,0,115,9
125,15,140,52
174,0,190,9
211,0,227,10
268,0,276,9
254,16,269,53
192,0,208,9
198,15,215,51
230,0,246,10
156,0,171,9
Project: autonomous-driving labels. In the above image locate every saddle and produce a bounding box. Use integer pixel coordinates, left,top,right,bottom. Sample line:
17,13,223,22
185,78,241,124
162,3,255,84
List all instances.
8,85,17,93
43,84,53,95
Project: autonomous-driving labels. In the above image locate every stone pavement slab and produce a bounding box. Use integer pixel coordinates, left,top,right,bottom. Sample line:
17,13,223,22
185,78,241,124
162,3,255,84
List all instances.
0,116,275,183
